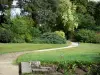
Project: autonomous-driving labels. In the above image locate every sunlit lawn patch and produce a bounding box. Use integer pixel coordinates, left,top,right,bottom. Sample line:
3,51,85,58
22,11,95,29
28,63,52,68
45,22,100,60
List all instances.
16,43,100,63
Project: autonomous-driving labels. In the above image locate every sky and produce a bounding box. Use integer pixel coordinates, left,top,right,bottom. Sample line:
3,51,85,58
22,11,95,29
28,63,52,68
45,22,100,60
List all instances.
11,0,21,18
12,0,18,6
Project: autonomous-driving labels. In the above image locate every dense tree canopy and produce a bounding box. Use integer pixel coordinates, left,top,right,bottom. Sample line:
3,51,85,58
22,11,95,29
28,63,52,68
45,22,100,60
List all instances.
0,0,100,43
95,2,100,26
20,0,59,32
59,0,78,32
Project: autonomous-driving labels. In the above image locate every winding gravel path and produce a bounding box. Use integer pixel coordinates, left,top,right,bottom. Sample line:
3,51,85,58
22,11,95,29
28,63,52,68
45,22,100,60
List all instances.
0,42,78,75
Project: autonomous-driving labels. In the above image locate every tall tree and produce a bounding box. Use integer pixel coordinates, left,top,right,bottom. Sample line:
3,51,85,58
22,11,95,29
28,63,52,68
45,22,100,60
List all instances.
0,0,12,24
59,0,78,32
59,0,78,39
20,0,59,32
95,2,100,26
87,1,96,16
71,0,88,14
78,14,96,30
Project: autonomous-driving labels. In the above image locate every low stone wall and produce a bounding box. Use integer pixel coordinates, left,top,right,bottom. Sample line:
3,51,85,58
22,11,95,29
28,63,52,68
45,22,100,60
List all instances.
20,61,63,75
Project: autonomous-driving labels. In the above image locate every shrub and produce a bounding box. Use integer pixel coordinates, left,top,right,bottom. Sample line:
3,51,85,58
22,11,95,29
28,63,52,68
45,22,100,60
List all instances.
93,26,100,32
94,33,100,43
32,38,46,44
25,33,32,43
75,29,95,43
0,28,13,43
11,17,32,34
31,27,41,38
40,32,66,44
10,17,34,43
12,34,25,43
55,31,66,39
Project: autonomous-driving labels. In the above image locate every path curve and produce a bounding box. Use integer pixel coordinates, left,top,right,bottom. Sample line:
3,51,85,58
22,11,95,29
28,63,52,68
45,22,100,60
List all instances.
0,42,78,75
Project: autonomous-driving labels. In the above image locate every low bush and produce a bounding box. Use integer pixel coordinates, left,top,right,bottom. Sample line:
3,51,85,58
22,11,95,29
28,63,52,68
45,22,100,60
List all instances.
0,28,13,43
93,26,100,32
12,35,26,43
25,33,32,43
57,61,100,75
55,31,66,39
94,33,100,43
75,29,96,43
31,27,41,38
40,32,66,44
32,38,46,44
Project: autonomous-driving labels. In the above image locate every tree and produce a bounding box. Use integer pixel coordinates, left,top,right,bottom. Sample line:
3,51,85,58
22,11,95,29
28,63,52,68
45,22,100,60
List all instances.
0,28,13,43
59,0,78,32
10,16,34,43
78,14,96,30
87,1,96,16
71,0,88,14
20,0,59,32
58,0,78,39
70,0,88,6
0,0,12,24
95,2,100,26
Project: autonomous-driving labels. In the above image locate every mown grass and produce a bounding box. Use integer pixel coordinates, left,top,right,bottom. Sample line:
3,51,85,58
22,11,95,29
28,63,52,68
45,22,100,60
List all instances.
16,43,100,63
0,43,69,54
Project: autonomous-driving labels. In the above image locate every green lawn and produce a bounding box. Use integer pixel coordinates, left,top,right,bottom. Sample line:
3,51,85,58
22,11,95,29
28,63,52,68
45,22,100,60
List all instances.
16,43,100,63
0,43,68,54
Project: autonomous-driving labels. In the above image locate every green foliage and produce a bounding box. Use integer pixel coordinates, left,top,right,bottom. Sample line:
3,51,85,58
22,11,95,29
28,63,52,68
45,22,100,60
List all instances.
10,17,34,43
78,14,96,30
32,31,66,44
75,29,96,43
0,0,12,5
87,64,100,75
23,0,59,32
0,0,100,44
71,0,88,6
94,2,100,26
31,27,41,38
55,31,66,38
57,62,100,75
32,38,46,44
12,34,25,43
41,32,66,44
87,1,96,16
11,17,33,34
93,26,100,32
94,34,100,43
59,0,78,32
25,33,32,43
76,5,87,13
71,0,88,14
0,28,13,43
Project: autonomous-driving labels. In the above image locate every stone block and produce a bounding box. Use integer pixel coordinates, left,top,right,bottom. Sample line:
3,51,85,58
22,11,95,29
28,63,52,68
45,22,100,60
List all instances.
21,62,32,74
30,61,41,68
